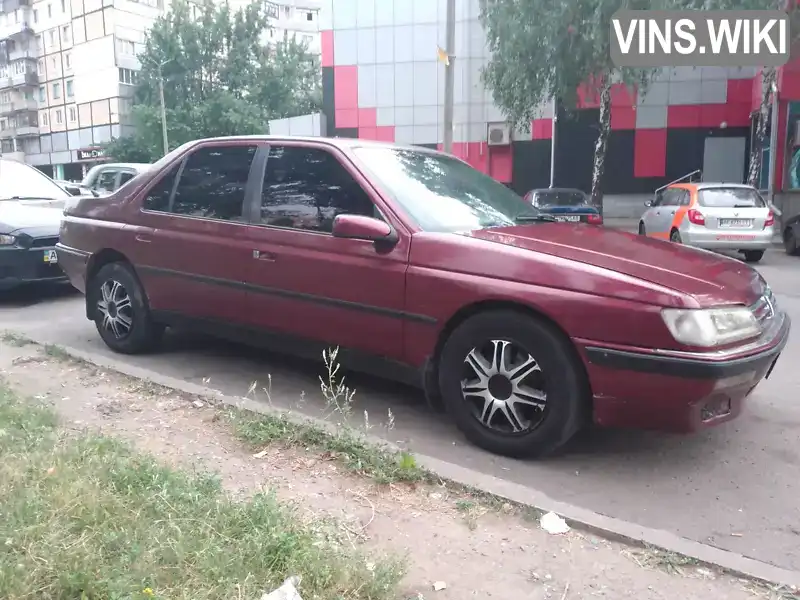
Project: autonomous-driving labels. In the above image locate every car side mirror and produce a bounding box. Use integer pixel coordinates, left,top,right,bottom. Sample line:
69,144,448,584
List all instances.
332,214,397,244
91,189,100,197
645,200,653,207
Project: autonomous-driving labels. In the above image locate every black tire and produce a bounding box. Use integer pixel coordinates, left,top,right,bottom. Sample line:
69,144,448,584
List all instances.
670,229,682,243
785,227,800,256
742,250,765,263
638,222,646,236
87,262,163,354
438,310,589,458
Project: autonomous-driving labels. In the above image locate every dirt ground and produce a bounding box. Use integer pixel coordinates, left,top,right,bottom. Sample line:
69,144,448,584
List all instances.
0,340,791,600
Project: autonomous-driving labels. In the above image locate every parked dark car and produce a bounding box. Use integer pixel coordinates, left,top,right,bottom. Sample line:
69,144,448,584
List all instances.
56,136,790,458
522,187,603,224
0,158,70,290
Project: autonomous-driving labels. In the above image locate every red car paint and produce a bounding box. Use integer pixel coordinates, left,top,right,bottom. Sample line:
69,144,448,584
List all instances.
56,136,790,437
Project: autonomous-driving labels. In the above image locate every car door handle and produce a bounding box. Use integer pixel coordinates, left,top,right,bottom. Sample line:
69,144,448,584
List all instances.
135,234,152,243
253,249,276,261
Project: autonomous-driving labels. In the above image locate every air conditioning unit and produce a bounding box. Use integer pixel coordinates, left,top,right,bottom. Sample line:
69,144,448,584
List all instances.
487,122,511,146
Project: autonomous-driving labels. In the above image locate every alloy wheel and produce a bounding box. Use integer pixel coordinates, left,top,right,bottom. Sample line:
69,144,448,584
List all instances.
461,339,547,434
97,279,134,339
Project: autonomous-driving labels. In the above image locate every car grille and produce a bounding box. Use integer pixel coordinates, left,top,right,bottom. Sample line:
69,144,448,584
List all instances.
750,287,777,326
29,236,59,248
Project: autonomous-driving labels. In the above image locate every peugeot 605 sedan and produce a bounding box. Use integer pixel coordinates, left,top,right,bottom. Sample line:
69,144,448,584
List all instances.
55,136,790,458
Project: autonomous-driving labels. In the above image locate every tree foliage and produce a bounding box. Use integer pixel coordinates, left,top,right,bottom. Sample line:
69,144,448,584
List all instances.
105,0,320,162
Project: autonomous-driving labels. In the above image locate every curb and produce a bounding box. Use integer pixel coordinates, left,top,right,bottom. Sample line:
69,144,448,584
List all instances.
21,338,800,590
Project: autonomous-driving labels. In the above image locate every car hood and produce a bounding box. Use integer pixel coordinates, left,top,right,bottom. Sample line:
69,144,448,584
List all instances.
465,224,764,306
0,201,64,235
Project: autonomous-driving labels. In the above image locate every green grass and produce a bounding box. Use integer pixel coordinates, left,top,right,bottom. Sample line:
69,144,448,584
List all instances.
0,384,405,600
0,331,34,347
226,409,427,486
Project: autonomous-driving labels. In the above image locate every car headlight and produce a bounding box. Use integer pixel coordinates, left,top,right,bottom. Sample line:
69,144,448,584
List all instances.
0,234,16,246
661,307,761,347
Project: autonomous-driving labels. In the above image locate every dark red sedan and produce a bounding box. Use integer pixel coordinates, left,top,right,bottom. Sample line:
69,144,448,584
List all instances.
56,136,790,458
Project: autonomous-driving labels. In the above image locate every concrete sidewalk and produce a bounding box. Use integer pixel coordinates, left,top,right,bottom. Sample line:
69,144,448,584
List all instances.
603,217,784,246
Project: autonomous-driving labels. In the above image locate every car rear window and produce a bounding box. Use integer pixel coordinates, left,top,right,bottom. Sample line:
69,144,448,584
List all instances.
697,188,766,208
535,190,586,206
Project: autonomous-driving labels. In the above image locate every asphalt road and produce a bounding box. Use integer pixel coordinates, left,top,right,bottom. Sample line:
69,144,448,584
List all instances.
2,248,800,571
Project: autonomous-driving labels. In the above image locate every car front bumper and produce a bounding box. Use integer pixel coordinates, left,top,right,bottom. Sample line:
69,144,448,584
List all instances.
0,244,67,291
579,310,791,433
682,224,775,250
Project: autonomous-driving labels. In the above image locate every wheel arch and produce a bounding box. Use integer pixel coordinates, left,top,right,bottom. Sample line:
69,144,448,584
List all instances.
84,248,134,319
424,299,592,410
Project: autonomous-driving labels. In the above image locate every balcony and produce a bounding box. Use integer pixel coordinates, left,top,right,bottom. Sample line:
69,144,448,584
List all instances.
0,9,33,39
0,97,36,114
0,118,38,138
1,70,37,89
1,0,33,12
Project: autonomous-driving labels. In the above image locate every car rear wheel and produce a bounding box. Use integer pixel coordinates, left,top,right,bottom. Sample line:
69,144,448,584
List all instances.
785,227,800,256
670,229,682,243
742,250,765,263
88,262,163,354
438,310,588,458
638,222,646,235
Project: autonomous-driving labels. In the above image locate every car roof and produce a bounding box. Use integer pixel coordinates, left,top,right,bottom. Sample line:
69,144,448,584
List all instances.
183,135,447,156
668,182,757,191
95,163,151,169
528,187,586,194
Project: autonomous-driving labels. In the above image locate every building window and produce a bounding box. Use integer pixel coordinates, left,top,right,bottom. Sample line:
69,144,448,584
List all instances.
0,91,9,103
33,9,38,22
23,90,33,100
61,0,65,11
282,5,290,17
62,25,70,43
68,106,76,122
38,86,45,101
37,59,44,74
306,11,313,21
48,30,55,45
65,79,73,97
50,57,56,71
55,109,63,124
35,34,42,50
47,3,52,17
65,52,71,68
42,112,48,126
52,82,61,99
118,68,138,85
116,38,135,55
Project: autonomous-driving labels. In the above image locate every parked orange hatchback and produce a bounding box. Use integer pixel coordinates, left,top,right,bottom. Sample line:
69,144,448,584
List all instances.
56,136,790,458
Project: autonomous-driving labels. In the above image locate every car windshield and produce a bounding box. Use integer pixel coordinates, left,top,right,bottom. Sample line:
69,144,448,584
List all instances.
0,159,70,201
352,146,539,232
698,188,766,208
534,190,587,207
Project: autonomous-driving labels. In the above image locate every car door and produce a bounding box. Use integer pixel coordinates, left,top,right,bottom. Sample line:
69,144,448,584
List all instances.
240,142,409,362
129,141,261,326
647,189,677,239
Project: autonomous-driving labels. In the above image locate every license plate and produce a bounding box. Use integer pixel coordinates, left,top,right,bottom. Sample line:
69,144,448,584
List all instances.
43,250,58,263
719,219,753,228
555,215,581,222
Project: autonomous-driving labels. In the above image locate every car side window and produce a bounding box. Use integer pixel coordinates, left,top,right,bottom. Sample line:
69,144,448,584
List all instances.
94,169,117,192
171,145,258,221
259,145,377,233
143,162,181,212
680,190,691,206
662,189,679,206
118,171,135,187
653,192,663,207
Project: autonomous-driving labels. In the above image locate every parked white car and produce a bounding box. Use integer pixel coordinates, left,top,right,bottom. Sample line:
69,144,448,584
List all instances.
639,182,775,263
82,162,150,196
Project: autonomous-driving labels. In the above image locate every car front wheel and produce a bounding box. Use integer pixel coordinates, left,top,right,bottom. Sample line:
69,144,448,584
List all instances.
438,310,588,458
88,262,163,354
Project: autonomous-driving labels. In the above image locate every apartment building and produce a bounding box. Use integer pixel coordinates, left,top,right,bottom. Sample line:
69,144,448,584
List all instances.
0,0,164,179
263,0,320,54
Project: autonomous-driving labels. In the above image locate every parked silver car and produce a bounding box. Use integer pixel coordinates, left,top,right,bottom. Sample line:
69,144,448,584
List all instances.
81,162,150,196
639,182,775,263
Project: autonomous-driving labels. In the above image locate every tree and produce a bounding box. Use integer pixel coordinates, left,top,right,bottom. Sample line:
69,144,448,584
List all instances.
481,0,664,213
105,0,321,162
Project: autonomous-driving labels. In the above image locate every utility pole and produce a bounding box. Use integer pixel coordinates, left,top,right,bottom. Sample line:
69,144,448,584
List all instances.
549,97,557,187
157,61,169,157
443,0,455,154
